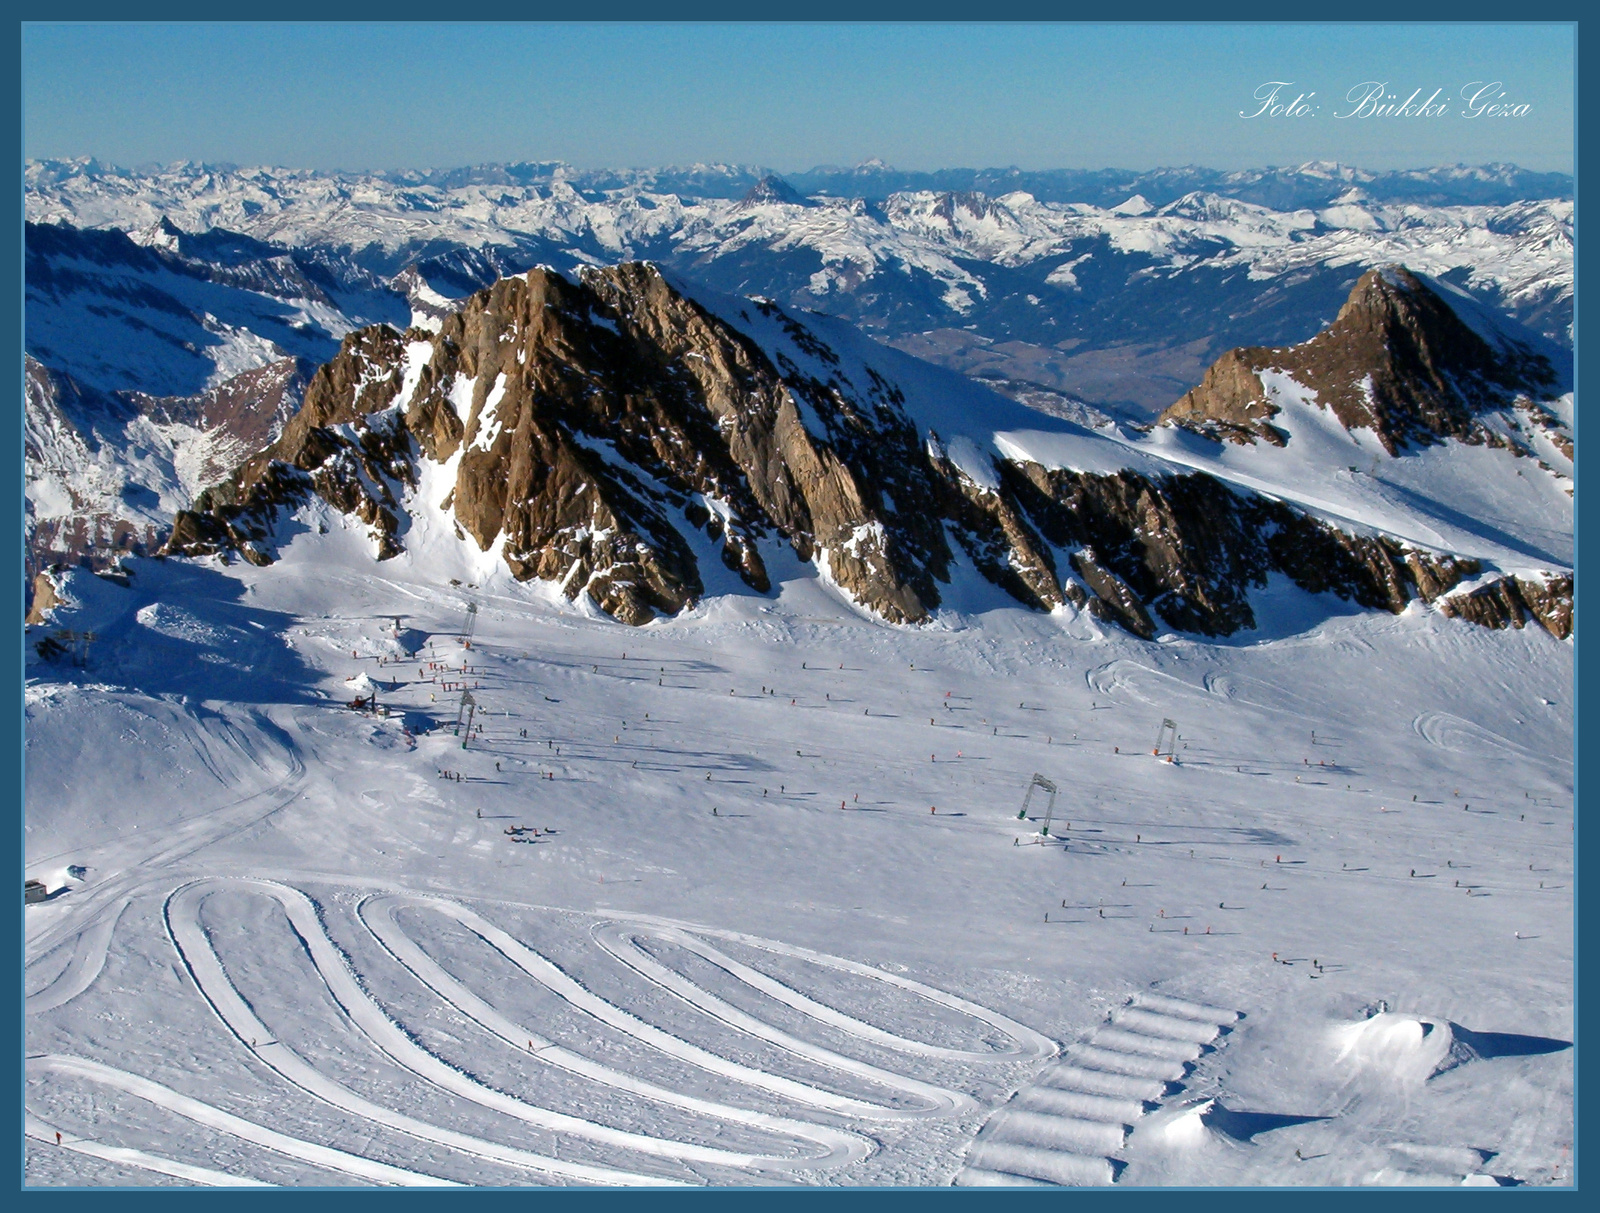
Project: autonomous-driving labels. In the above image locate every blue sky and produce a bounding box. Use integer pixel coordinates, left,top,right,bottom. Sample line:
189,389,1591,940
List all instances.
22,22,1574,173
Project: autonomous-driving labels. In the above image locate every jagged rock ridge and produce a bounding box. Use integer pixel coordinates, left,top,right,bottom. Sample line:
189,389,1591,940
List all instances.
164,264,1569,639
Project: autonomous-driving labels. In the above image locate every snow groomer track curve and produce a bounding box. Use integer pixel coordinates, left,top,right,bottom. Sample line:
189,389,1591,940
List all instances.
152,878,1050,1185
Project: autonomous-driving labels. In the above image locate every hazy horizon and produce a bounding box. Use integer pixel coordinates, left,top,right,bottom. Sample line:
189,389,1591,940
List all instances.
23,23,1574,176
25,155,1573,184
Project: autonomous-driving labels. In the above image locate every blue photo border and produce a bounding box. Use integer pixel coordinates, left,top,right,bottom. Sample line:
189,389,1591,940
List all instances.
7,3,1587,1208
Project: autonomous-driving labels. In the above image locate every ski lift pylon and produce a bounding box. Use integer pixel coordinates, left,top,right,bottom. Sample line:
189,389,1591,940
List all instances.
1016,773,1059,836
1154,718,1178,761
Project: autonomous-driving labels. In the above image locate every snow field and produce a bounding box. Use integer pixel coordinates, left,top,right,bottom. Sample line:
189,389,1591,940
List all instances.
24,537,1573,1186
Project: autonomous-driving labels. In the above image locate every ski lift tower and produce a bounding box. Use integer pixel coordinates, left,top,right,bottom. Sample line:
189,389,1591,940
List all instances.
459,602,478,649
1016,773,1059,837
455,689,477,747
1154,718,1178,762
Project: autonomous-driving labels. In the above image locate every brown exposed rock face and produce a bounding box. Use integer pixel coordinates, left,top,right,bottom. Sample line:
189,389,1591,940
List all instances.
162,263,1564,640
1164,349,1287,447
1159,266,1564,455
1439,574,1573,639
25,571,60,626
167,266,965,624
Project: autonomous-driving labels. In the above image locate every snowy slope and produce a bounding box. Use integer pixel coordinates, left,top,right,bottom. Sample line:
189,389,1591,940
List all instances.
20,160,1577,1191
25,221,403,399
24,354,312,594
24,510,1573,1187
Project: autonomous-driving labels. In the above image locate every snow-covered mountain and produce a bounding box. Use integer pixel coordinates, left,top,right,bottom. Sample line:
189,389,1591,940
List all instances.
23,160,1573,607
23,411,1576,1189
28,156,1572,217
25,354,309,612
153,261,1571,643
28,158,1573,388
22,220,407,593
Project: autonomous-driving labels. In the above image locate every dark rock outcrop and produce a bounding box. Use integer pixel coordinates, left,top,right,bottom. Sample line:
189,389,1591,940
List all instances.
740,176,811,208
1002,460,1481,636
1439,573,1573,640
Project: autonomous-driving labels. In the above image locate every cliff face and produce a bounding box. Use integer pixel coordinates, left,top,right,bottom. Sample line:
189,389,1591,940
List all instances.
1437,573,1573,639
163,263,1569,640
1159,266,1565,455
167,265,967,624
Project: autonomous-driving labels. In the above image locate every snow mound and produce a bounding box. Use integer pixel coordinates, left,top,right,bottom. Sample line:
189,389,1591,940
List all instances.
1129,1098,1218,1150
1331,1011,1453,1083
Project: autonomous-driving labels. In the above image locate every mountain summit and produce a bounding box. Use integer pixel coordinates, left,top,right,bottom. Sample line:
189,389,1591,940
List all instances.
740,175,811,208
1160,266,1565,454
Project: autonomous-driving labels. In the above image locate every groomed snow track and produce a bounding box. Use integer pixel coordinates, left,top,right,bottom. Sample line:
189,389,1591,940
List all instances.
31,877,1057,1187
26,1056,454,1187
954,992,1240,1187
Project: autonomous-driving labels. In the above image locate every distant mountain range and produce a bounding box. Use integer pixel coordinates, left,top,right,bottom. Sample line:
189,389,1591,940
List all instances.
31,157,1572,208
28,161,1572,404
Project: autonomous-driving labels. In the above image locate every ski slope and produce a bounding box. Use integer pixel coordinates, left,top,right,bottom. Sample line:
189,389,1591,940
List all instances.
24,511,1573,1187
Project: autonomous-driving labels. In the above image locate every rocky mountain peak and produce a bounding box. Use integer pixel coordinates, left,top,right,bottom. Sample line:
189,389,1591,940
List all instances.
1159,264,1564,454
740,175,810,207
135,215,185,252
164,262,984,625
